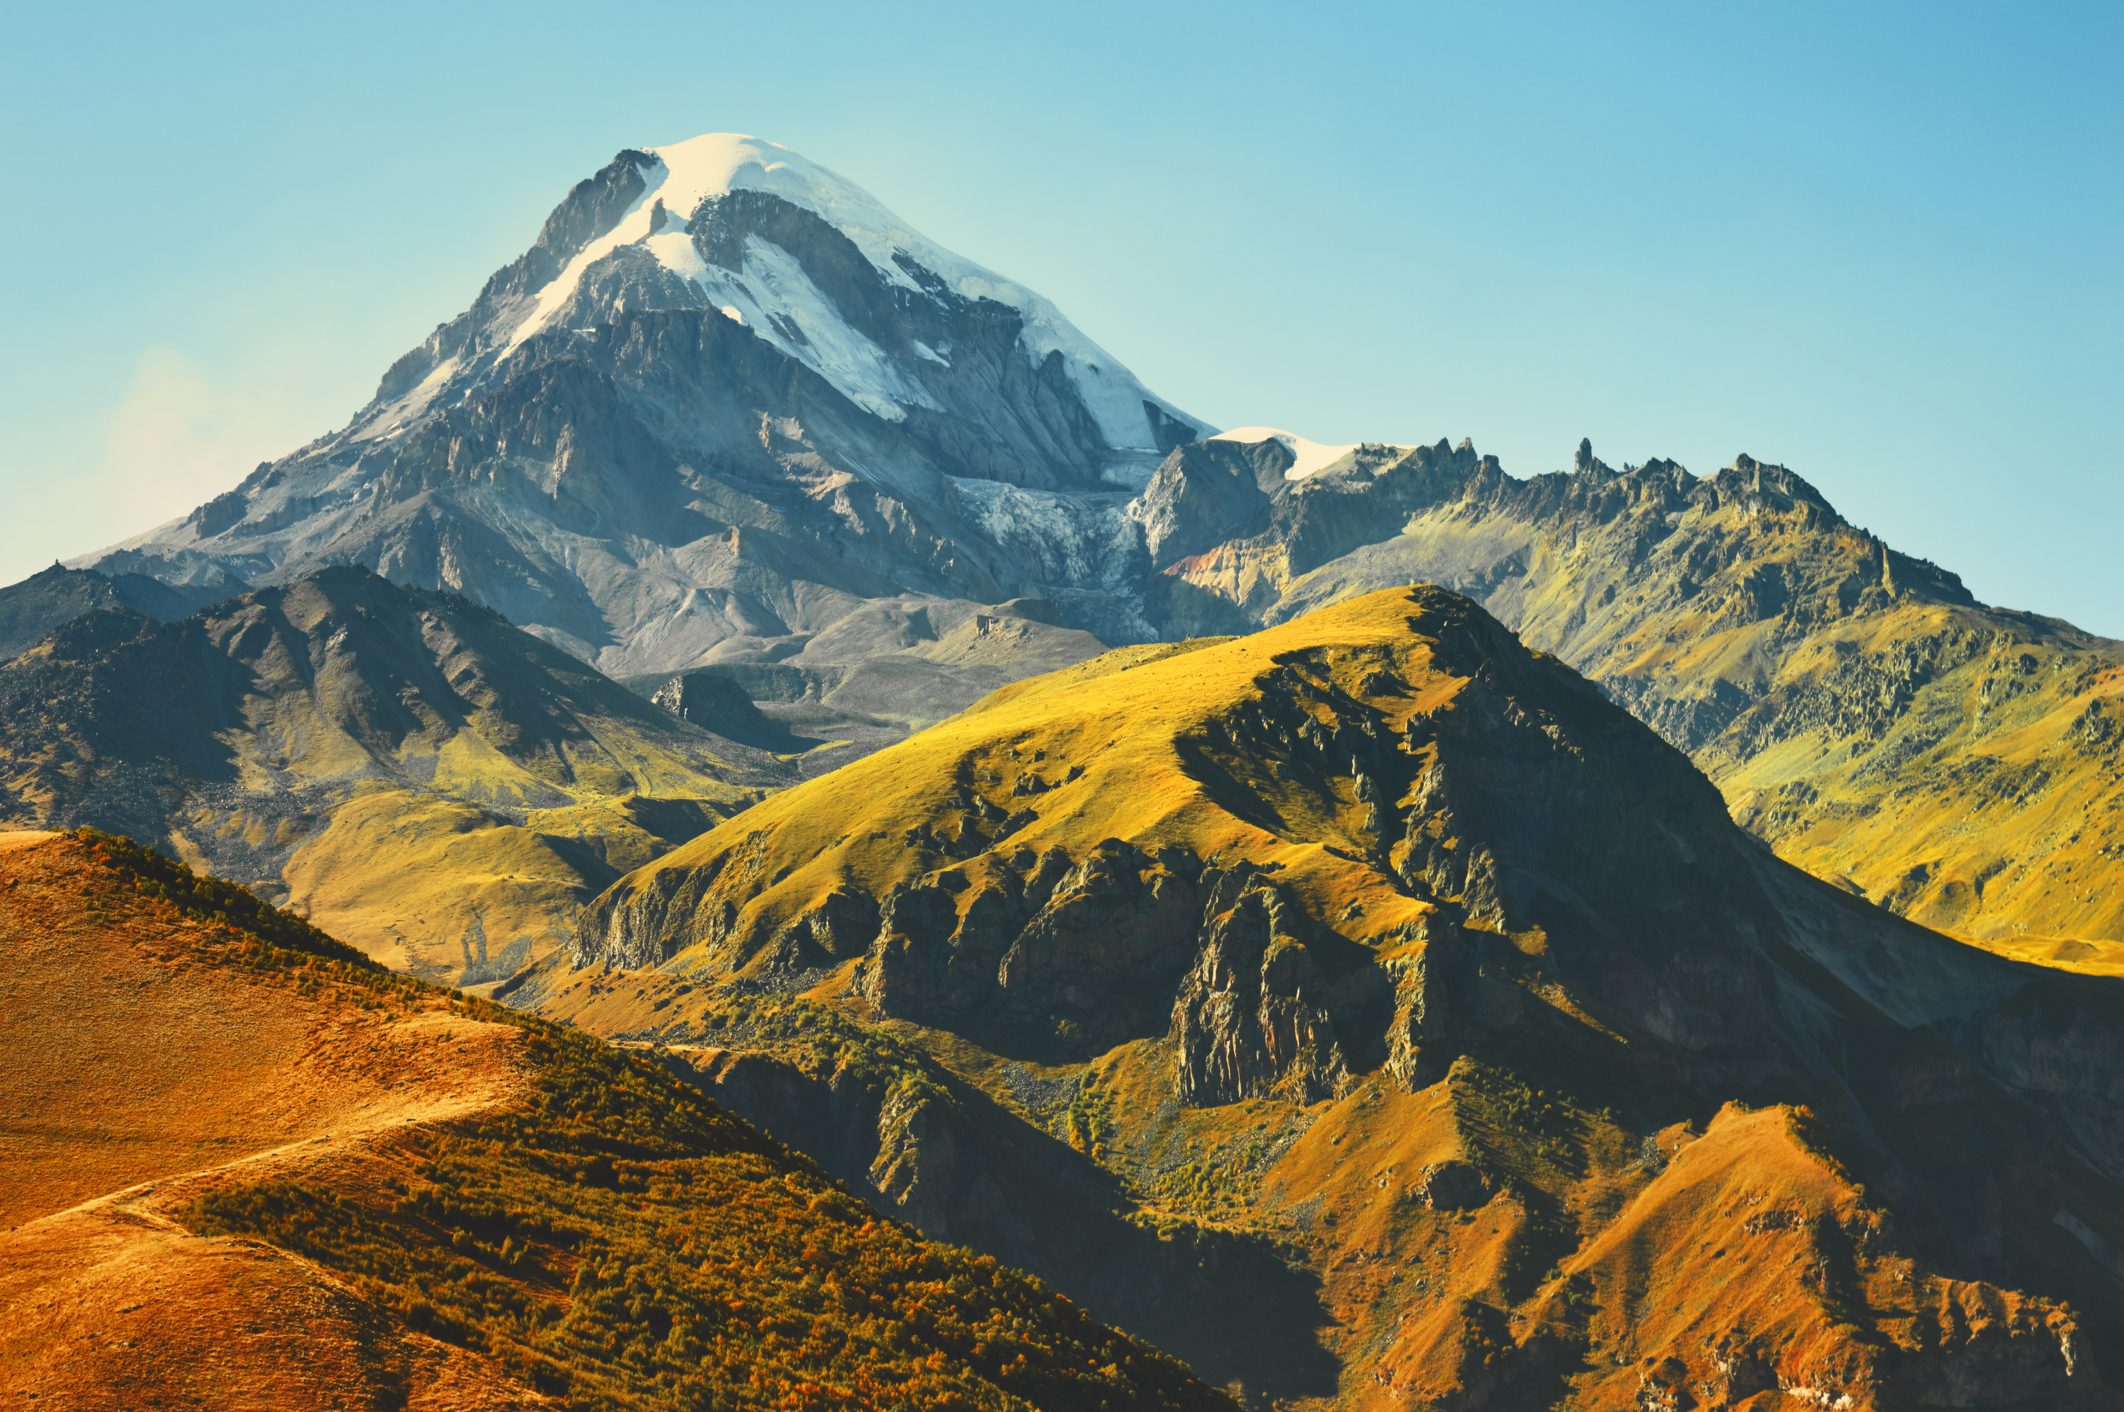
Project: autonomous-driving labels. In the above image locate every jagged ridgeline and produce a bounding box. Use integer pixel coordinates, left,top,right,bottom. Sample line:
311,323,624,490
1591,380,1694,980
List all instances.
0,562,240,659
0,567,787,977
561,586,2124,1407
40,131,2123,962
1141,437,2124,967
0,828,1230,1410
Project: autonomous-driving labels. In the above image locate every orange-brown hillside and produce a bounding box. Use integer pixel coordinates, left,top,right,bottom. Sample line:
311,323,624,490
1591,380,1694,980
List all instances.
0,830,1229,1411
0,828,530,1408
556,585,2124,1409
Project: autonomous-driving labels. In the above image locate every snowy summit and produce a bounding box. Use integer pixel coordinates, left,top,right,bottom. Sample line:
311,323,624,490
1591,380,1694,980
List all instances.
467,133,1193,451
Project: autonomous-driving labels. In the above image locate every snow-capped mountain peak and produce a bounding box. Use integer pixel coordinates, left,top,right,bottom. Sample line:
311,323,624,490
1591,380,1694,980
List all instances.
83,128,1213,682
502,135,882,356
414,132,1198,455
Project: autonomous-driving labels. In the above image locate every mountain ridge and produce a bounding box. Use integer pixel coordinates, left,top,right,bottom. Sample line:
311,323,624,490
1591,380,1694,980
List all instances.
552,584,2124,1407
0,565,780,976
1148,438,2124,962
46,131,2124,958
0,562,245,660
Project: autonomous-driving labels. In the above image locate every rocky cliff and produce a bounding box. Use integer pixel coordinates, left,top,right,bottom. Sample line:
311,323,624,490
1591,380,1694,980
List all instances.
1137,437,2124,963
563,586,2124,1406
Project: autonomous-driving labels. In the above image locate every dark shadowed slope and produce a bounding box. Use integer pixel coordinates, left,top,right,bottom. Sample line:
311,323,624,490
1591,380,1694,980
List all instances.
0,567,788,978
0,562,243,660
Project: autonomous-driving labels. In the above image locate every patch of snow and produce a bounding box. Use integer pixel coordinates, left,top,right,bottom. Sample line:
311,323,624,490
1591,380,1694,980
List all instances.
1209,426,1359,481
911,339,950,366
503,133,1199,447
947,476,1139,587
695,235,938,422
349,355,462,443
1099,450,1164,491
642,206,712,284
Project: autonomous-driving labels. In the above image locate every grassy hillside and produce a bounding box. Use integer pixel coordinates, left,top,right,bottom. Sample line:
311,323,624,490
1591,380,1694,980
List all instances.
1157,441,2124,969
580,591,1487,977
0,566,788,979
561,585,2124,1408
0,829,1228,1410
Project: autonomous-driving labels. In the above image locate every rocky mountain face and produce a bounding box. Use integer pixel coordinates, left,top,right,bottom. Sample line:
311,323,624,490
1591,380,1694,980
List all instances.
0,566,779,977
0,562,242,660
0,829,1226,1411
1134,436,2124,965
87,135,1195,703
63,134,2120,958
557,587,2124,1408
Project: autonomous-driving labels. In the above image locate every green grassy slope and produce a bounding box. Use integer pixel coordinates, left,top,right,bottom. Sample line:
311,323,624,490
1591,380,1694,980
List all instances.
0,567,785,978
1158,443,2124,968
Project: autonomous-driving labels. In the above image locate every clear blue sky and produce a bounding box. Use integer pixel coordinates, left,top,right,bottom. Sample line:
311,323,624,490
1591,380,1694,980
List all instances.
3,1,2118,632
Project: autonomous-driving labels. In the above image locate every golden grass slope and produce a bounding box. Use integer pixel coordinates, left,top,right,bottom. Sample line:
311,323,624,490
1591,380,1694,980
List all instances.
1167,443,2124,970
1710,603,2124,974
587,587,1497,969
0,831,1230,1410
1255,1065,2092,1410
